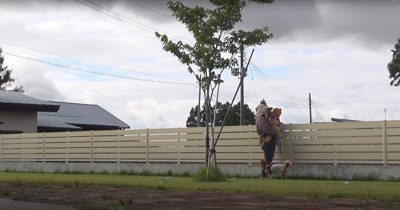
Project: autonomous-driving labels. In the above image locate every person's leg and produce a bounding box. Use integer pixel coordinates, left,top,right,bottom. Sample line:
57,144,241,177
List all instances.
264,139,277,178
264,138,276,164
260,148,268,177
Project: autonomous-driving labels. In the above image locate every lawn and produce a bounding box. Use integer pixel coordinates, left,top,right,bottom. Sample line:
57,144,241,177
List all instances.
1,172,400,204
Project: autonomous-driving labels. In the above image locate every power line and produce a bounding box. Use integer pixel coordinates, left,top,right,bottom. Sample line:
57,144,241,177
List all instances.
148,0,170,11
0,40,188,83
249,66,259,103
58,0,149,35
75,0,193,43
312,100,327,122
4,51,196,87
126,0,176,21
250,63,309,108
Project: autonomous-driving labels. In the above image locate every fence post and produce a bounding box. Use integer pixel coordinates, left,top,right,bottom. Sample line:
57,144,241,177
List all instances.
177,131,181,165
117,132,120,164
1,134,3,162
20,133,24,163
383,120,387,166
42,132,46,163
146,128,149,164
66,131,69,164
90,130,93,164
288,127,294,163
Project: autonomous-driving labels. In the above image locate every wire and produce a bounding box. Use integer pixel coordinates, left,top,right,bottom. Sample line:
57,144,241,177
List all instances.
0,40,189,83
149,0,170,11
58,0,144,34
250,63,309,108
4,51,197,87
75,0,193,43
249,66,259,102
126,0,176,21
312,100,327,122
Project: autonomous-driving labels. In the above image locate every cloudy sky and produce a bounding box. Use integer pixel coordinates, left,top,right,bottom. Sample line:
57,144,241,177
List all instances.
1,0,399,129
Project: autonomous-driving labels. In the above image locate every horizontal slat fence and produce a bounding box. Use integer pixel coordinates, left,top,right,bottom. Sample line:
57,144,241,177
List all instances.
0,120,399,165
282,120,400,165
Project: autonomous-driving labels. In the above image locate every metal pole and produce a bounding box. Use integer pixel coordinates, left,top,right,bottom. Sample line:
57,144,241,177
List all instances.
309,93,312,123
382,120,387,166
240,43,244,125
197,76,201,127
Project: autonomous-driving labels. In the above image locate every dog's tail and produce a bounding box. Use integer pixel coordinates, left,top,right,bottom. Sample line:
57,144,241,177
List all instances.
284,160,291,170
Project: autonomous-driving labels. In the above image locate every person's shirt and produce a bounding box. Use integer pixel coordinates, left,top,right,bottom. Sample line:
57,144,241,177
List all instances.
255,115,275,138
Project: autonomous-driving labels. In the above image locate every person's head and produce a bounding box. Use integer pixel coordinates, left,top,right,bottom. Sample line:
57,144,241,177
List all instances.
255,103,273,117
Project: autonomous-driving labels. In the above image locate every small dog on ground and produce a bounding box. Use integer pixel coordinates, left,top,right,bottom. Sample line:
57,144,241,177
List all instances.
258,159,291,179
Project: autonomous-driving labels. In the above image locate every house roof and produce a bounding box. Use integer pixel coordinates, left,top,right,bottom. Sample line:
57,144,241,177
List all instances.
0,90,59,112
331,118,360,122
38,101,130,131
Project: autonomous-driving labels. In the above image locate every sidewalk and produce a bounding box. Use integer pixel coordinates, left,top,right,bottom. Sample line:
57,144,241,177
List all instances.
0,198,77,210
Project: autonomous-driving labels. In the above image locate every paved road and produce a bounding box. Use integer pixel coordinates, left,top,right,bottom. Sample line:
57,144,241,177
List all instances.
0,198,77,210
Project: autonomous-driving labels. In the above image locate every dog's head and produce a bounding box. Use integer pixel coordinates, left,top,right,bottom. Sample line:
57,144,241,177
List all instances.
271,108,282,118
258,159,267,168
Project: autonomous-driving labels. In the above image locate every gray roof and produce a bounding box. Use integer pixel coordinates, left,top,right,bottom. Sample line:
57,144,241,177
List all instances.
331,118,360,122
38,101,130,130
0,90,59,112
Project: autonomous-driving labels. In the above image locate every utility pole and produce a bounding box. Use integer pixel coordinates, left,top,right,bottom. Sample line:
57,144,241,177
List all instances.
309,93,312,124
233,46,253,126
240,43,244,126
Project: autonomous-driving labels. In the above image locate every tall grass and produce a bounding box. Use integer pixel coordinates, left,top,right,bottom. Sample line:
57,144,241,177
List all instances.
0,172,399,203
193,166,227,182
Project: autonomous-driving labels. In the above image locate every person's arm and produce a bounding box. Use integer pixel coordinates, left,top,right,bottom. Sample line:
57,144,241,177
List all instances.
256,116,275,137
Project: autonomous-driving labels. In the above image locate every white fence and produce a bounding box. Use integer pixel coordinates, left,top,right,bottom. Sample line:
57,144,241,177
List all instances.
1,120,399,165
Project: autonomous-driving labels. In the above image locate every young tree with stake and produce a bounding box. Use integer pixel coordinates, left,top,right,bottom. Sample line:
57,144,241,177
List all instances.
156,0,274,170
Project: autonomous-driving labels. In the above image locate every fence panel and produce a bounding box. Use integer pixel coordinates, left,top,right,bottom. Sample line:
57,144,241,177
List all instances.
1,120,400,165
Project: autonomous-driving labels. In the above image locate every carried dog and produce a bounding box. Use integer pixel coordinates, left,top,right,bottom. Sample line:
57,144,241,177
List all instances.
258,159,291,179
264,108,283,153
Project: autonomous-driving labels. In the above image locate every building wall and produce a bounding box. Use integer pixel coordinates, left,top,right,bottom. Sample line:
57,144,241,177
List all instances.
0,110,37,133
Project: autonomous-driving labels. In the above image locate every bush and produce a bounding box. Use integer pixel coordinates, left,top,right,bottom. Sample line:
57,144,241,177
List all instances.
193,165,226,182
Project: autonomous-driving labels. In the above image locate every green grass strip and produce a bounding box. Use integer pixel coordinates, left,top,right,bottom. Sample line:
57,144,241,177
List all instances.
1,172,400,203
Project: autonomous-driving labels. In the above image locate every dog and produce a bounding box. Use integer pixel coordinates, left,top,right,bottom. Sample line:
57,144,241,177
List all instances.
264,108,283,153
258,159,291,179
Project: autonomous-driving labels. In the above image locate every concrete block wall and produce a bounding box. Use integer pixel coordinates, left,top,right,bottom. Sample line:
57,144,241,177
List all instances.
0,162,399,181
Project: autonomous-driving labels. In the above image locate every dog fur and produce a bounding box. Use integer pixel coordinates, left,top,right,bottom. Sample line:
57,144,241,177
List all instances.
265,108,282,143
258,159,290,179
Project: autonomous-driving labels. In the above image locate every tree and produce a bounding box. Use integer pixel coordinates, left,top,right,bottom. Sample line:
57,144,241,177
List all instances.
186,102,255,127
0,47,15,90
0,47,24,92
156,0,273,168
388,38,400,87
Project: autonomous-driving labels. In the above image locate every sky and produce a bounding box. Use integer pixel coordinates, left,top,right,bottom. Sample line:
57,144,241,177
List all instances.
1,0,399,129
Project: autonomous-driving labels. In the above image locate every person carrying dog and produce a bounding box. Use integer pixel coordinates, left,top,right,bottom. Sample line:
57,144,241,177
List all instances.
255,103,278,179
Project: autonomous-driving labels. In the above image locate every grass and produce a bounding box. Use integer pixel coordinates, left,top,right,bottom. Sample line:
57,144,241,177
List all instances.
0,172,400,204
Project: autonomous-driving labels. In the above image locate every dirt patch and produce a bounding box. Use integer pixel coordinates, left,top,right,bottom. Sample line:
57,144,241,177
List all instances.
0,182,397,209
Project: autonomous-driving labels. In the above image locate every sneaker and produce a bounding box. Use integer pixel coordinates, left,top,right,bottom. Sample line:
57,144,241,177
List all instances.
259,176,267,179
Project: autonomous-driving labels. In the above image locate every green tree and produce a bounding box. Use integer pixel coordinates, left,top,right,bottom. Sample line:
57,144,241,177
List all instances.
0,48,24,92
186,102,255,127
156,0,273,168
0,47,15,90
388,38,400,87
